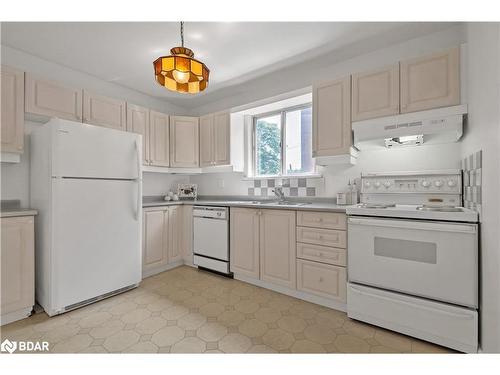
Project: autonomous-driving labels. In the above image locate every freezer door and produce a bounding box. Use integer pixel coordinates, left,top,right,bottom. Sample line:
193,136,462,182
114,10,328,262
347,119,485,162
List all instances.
51,119,141,179
51,178,141,311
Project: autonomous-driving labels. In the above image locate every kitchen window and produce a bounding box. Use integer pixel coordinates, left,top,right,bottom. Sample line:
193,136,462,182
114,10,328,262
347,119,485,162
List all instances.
253,104,314,177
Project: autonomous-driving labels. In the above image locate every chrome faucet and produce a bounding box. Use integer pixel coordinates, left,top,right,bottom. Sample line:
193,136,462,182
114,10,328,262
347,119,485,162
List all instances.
273,186,286,202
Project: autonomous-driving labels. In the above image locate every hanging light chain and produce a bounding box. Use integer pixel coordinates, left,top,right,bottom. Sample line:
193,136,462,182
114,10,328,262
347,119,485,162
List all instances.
180,21,184,47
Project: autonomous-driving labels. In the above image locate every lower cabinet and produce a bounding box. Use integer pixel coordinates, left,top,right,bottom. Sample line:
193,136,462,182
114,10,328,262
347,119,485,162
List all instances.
297,259,347,302
1,215,35,325
230,207,260,279
167,206,182,263
260,209,296,289
142,206,183,277
230,208,296,288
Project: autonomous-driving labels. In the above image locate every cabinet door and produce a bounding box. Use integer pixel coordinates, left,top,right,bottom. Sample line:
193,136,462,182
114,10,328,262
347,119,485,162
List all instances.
312,76,351,157
149,110,170,167
297,259,346,302
143,209,168,273
351,64,399,121
213,112,230,166
1,216,35,315
199,114,214,167
400,47,460,113
25,73,82,122
1,66,24,153
169,116,199,168
168,206,183,263
260,209,296,289
182,205,194,264
230,208,260,279
126,104,150,165
83,90,127,130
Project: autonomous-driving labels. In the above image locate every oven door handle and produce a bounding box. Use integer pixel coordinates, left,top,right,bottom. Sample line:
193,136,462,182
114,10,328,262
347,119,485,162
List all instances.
348,218,476,234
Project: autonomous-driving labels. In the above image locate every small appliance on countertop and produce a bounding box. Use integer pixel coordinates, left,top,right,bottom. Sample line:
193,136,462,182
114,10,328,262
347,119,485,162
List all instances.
177,183,198,200
346,169,479,353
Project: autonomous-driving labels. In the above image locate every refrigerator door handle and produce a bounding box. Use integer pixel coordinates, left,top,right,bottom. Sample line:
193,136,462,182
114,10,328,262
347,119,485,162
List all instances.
135,139,141,221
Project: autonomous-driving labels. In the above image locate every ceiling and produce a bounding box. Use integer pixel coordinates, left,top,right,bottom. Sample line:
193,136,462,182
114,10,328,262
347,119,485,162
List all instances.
1,22,457,109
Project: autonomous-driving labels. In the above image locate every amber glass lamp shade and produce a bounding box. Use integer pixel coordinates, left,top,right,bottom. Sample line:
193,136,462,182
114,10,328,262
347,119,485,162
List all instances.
153,47,210,94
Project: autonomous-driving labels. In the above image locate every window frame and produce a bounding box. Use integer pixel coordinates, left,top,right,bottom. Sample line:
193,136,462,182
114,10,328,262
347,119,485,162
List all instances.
252,102,314,178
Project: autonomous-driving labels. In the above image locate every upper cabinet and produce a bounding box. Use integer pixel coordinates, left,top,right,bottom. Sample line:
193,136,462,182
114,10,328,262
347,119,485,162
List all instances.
1,66,24,154
169,116,199,168
25,74,82,122
199,111,230,167
199,114,214,167
351,64,400,121
83,90,127,130
400,47,460,113
312,76,352,158
213,112,231,165
149,111,170,167
126,104,150,165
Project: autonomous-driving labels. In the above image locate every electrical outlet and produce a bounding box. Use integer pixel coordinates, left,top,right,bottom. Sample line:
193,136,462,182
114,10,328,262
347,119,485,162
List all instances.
217,179,225,188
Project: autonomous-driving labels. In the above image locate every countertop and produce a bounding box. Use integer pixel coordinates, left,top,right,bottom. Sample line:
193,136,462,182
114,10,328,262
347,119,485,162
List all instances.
1,200,38,218
143,196,351,213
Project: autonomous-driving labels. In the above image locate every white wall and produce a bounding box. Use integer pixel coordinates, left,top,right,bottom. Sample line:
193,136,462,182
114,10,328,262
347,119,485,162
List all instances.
190,25,465,115
191,143,462,197
0,45,190,205
142,173,190,197
0,45,187,114
461,23,500,353
190,26,466,197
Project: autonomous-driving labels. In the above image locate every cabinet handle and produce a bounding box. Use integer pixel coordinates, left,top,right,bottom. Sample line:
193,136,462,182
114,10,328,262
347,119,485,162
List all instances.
318,235,323,240
319,277,324,282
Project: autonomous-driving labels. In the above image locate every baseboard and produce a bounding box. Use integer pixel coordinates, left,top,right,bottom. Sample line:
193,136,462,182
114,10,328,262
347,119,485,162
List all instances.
1,306,33,326
234,274,347,313
142,260,185,278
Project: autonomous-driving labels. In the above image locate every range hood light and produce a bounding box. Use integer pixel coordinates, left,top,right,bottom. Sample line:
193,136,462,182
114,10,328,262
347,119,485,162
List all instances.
385,135,424,148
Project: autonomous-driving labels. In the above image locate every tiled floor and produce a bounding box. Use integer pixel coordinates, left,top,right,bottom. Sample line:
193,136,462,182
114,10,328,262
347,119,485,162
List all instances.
1,266,452,353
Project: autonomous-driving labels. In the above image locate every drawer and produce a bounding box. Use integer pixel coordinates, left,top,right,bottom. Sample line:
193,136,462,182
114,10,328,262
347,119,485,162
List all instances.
297,226,347,248
297,211,347,230
297,242,347,266
297,259,346,302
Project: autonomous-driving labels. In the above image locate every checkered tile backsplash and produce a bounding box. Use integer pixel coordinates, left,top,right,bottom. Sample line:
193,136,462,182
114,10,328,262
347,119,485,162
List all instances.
248,178,322,197
462,150,482,216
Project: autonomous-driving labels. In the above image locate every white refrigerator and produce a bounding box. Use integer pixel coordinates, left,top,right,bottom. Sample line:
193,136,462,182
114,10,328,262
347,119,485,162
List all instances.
30,118,142,316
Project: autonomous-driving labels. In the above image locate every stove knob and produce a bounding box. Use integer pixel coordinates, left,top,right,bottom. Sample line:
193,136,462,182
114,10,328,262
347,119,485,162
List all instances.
383,181,391,188
434,180,443,188
447,180,457,187
374,182,381,188
421,180,431,188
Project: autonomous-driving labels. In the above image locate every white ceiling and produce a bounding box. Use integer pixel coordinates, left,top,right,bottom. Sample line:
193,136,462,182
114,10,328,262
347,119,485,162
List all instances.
1,22,457,109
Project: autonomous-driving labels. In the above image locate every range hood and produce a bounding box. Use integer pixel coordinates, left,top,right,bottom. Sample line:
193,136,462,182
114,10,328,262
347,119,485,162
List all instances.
352,104,467,149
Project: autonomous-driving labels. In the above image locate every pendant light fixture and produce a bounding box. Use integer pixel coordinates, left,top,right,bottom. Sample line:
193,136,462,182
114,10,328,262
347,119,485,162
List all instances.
153,22,210,94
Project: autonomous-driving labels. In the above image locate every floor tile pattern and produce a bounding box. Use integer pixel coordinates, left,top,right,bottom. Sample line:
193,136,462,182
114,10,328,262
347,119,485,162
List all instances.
1,266,452,353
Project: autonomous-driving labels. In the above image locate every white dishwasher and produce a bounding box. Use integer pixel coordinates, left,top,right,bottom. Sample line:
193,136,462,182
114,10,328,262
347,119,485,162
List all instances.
193,206,231,275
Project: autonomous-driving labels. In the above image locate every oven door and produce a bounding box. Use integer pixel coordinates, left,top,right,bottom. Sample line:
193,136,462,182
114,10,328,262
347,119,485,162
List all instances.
347,217,478,308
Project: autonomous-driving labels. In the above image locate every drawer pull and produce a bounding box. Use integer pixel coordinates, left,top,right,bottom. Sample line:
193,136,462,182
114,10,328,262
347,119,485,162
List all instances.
319,277,324,282
318,235,323,239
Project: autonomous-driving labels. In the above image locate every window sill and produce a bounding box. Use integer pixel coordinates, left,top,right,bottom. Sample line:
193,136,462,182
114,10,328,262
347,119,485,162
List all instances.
242,173,323,181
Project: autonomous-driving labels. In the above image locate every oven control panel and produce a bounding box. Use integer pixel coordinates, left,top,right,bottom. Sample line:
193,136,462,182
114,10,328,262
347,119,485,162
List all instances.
361,173,462,194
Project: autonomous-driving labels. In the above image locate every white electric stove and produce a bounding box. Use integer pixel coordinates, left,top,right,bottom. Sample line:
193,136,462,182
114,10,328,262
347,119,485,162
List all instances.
346,170,479,353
